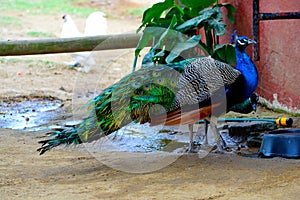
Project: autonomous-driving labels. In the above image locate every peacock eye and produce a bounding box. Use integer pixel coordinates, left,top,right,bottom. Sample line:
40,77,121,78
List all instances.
153,71,161,77
132,82,141,88
237,38,247,45
156,78,164,84
142,74,148,79
144,84,151,90
105,89,113,94
170,79,177,86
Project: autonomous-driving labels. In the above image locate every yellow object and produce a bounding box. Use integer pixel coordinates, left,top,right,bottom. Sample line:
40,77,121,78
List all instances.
276,117,292,126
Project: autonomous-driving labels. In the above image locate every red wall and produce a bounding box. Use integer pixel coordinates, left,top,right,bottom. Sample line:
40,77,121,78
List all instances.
220,0,300,112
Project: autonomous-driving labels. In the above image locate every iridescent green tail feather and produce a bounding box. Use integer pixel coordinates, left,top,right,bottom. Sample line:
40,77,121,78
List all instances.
37,60,191,154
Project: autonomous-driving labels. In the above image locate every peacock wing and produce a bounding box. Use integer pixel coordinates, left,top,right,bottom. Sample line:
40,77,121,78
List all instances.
150,57,242,126
176,57,241,105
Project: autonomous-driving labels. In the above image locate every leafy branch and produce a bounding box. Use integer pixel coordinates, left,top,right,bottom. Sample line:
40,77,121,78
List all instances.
133,0,236,70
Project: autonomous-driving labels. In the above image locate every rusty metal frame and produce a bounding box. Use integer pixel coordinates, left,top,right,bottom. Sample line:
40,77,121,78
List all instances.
252,0,300,60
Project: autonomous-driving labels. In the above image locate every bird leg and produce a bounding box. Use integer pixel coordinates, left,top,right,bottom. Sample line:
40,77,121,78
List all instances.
187,124,197,153
203,119,209,145
210,118,226,153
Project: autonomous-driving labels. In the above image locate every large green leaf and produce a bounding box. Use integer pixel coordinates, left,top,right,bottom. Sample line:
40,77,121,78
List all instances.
166,35,201,63
176,8,215,32
141,15,178,63
138,0,174,32
205,7,226,36
135,27,165,57
218,2,236,24
207,19,226,36
180,0,216,9
213,44,236,65
166,5,184,18
151,15,179,54
212,6,223,21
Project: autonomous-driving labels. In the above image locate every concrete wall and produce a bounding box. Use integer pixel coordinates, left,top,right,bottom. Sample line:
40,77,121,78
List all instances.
220,0,300,112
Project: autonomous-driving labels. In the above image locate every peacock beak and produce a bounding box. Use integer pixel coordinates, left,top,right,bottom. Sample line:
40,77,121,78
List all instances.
248,39,257,44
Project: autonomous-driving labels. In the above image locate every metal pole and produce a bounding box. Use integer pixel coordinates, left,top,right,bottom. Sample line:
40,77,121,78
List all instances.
252,0,260,61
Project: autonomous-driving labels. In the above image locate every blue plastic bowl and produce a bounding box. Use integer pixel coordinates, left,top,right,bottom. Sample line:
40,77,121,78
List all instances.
259,129,300,158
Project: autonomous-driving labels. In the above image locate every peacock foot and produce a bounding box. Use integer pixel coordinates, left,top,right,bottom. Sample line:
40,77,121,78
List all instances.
187,144,198,153
211,142,233,154
186,141,207,153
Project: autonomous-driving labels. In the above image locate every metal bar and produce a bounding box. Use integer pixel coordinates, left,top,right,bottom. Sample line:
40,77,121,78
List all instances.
0,33,142,56
259,12,300,20
252,1,300,61
252,0,260,61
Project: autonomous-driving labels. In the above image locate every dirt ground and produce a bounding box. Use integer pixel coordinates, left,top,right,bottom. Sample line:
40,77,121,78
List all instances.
0,1,299,199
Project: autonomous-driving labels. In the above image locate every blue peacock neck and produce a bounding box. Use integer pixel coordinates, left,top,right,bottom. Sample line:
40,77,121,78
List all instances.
235,47,258,100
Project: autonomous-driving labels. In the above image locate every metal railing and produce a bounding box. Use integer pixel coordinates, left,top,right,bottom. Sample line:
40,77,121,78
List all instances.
252,0,300,60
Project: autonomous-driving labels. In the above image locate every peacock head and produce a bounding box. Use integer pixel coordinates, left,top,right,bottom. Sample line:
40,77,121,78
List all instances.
235,36,256,51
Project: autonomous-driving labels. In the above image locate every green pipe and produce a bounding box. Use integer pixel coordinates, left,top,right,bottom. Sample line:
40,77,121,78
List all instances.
198,117,293,127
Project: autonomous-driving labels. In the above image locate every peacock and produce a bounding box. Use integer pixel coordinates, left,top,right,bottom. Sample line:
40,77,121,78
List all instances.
37,35,258,155
141,52,259,148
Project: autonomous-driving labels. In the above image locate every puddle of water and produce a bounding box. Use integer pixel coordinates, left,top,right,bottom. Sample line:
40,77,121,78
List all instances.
0,96,63,130
91,123,190,153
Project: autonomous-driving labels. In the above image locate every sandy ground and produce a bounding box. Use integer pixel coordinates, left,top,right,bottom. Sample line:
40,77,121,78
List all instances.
0,1,299,199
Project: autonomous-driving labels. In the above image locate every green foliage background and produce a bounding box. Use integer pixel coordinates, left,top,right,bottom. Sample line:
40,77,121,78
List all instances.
135,0,237,67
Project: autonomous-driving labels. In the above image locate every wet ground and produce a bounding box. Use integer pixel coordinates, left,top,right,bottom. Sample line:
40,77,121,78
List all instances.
0,94,266,157
0,96,63,130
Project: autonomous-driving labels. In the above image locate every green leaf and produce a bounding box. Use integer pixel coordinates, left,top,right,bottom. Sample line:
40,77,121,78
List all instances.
166,35,201,63
207,19,226,36
218,2,236,24
212,6,223,21
152,15,179,51
176,8,215,32
213,44,236,65
198,7,216,16
206,7,226,36
166,5,185,18
180,0,216,9
135,27,165,57
139,0,174,32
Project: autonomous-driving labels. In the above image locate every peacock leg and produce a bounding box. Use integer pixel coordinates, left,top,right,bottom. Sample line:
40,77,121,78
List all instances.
203,119,209,145
187,124,195,152
210,117,226,153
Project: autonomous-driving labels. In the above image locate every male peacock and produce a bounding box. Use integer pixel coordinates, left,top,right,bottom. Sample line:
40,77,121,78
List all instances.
38,36,258,155
142,52,259,148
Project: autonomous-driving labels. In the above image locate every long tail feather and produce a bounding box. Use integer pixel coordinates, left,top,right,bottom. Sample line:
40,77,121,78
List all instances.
37,127,80,155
